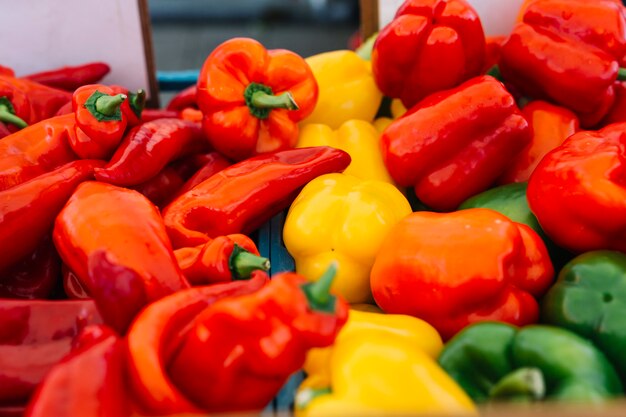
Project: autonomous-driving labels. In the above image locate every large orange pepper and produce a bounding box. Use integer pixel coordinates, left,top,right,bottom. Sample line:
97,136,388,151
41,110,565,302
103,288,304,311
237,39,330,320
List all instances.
370,208,554,340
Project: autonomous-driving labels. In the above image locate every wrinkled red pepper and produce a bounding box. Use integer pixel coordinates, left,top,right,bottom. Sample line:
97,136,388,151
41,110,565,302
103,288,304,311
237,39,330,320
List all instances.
70,84,128,159
197,37,318,161
174,234,269,285
163,146,350,248
126,273,268,415
381,75,531,211
0,114,78,191
168,266,348,413
0,160,103,273
94,118,206,186
23,62,111,92
372,0,486,109
499,0,626,127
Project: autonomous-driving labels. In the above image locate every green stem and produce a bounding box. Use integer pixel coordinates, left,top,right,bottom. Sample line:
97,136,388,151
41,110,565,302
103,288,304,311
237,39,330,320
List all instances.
489,367,545,402
356,32,378,61
618,68,626,81
0,105,28,129
486,65,503,82
129,89,146,118
229,244,270,280
96,93,127,116
250,90,298,111
301,262,338,313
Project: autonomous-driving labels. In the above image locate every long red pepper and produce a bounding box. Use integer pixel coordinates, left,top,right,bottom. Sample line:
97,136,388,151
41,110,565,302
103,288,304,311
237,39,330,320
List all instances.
23,62,111,92
162,146,351,248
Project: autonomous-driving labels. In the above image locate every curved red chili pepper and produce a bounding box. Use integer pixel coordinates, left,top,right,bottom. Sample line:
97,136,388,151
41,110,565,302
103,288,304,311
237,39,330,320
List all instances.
24,62,111,92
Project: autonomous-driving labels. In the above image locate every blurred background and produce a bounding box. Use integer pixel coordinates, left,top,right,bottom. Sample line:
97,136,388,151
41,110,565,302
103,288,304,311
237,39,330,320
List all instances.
149,0,360,73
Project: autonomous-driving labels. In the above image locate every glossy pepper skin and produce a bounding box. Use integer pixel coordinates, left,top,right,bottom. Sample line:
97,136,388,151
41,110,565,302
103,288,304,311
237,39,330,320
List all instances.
499,0,626,127
24,62,111,92
296,331,475,416
0,114,78,191
163,146,350,249
381,76,531,211
53,181,189,314
371,209,554,340
301,50,382,128
499,101,579,184
24,325,131,417
284,173,411,303
303,309,443,389
70,84,128,159
126,273,268,415
168,267,349,413
297,120,395,184
174,152,232,196
197,37,318,161
94,119,206,186
372,0,486,109
542,251,626,383
0,160,102,273
167,85,198,112
439,323,623,403
527,123,626,253
174,234,269,285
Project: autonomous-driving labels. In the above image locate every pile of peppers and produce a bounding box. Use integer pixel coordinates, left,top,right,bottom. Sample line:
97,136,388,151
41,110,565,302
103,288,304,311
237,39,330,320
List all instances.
5,0,626,415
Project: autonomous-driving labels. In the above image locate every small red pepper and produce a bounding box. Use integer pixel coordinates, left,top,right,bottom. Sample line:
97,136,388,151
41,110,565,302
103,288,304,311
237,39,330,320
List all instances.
70,84,128,159
162,146,350,248
527,122,626,253
0,160,103,273
197,37,318,161
167,85,198,112
0,114,78,191
23,62,111,92
0,235,60,300
498,100,579,184
499,0,626,127
174,234,270,285
24,325,131,417
53,181,189,311
94,118,207,186
381,75,531,211
126,273,268,415
168,265,348,413
372,0,486,109
110,85,146,127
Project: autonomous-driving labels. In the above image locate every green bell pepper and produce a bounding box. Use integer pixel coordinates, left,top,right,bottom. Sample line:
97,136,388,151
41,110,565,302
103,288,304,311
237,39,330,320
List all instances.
438,322,623,403
458,182,572,268
542,250,626,383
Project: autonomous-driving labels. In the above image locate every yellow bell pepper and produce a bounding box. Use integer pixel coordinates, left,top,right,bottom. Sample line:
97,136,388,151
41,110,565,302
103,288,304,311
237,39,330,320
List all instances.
302,50,383,129
297,120,394,185
304,309,443,387
283,173,411,304
373,99,407,133
295,331,476,416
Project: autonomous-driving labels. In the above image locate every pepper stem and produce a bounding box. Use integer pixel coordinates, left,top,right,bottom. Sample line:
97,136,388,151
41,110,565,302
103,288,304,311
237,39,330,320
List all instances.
356,32,378,61
244,82,299,119
229,244,270,280
129,89,146,118
618,68,626,81
295,387,332,410
486,65,504,82
489,367,545,402
0,97,28,129
301,262,338,313
96,93,127,116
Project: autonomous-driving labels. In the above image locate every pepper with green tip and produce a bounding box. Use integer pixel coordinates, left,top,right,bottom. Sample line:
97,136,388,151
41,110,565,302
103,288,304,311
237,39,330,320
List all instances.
542,251,626,383
438,322,623,404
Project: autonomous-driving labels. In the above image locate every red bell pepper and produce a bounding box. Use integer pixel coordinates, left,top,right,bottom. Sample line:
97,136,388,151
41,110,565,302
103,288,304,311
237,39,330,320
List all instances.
163,146,350,248
527,122,626,253
168,266,348,413
167,85,198,111
0,160,103,273
0,235,60,300
94,118,207,186
372,0,486,109
126,273,268,415
197,37,318,161
498,100,579,184
499,0,626,127
0,74,72,133
382,75,531,211
53,181,189,315
23,62,111,92
70,84,128,159
370,209,554,340
0,114,78,191
24,325,131,417
174,234,269,285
